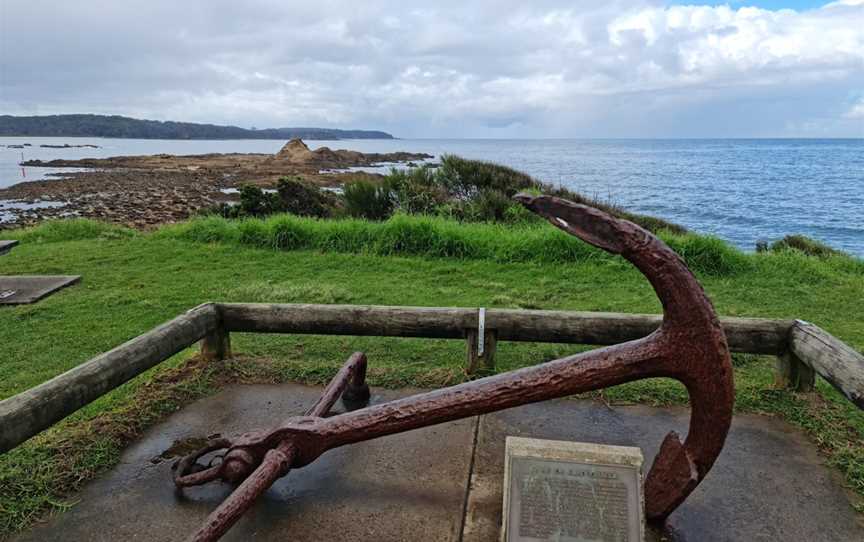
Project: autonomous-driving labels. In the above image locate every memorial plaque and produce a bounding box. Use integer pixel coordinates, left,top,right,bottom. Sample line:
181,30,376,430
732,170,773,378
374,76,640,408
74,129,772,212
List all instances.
502,437,644,542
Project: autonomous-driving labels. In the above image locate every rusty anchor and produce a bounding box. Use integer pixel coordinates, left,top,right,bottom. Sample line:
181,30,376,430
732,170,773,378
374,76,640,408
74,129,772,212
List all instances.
173,194,734,541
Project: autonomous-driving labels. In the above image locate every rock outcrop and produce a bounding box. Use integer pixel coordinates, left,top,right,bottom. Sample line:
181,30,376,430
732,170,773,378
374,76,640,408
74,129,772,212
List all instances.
273,139,431,169
275,138,316,163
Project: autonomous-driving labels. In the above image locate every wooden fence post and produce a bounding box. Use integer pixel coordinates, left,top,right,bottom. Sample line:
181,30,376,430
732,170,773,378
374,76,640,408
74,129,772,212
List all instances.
201,325,231,361
466,328,497,375
776,349,815,392
788,320,864,408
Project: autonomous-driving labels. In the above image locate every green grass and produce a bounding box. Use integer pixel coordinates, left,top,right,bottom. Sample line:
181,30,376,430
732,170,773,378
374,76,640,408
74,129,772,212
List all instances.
153,213,863,278
0,218,862,533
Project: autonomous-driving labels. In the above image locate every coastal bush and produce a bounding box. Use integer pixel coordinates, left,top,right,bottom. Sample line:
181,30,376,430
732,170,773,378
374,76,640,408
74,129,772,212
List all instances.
204,177,337,220
238,184,282,217
379,156,687,233
275,177,337,218
437,155,538,197
770,234,844,258
464,189,513,222
386,166,449,215
343,180,393,220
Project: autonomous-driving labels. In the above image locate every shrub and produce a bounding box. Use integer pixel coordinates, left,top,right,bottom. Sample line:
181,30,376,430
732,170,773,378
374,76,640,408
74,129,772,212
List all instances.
201,178,337,220
387,167,449,215
464,189,513,222
437,155,539,198
502,203,541,224
770,234,845,258
381,156,687,234
237,185,281,217
344,180,394,220
275,176,336,218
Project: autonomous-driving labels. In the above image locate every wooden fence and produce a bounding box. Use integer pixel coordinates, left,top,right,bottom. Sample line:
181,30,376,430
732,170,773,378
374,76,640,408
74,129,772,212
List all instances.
1,302,862,454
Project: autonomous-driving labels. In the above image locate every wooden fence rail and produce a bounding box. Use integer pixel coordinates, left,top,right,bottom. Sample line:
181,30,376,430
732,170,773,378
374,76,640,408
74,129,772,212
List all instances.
218,303,793,355
0,302,861,455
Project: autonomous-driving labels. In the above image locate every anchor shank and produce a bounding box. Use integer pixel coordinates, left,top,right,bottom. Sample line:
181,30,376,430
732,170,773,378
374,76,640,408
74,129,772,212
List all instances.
311,338,668,454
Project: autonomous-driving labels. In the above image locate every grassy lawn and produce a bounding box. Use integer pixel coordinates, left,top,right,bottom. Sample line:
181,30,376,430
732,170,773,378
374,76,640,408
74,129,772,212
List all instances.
0,220,862,534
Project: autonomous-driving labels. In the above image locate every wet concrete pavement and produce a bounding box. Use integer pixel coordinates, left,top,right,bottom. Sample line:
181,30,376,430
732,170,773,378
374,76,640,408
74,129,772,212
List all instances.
14,383,864,541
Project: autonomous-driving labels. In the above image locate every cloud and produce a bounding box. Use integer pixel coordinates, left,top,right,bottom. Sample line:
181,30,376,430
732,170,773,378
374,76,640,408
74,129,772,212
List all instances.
0,0,862,137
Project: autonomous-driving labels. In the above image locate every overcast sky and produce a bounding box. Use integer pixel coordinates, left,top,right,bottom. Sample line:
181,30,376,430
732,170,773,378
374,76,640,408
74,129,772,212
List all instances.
1,0,862,138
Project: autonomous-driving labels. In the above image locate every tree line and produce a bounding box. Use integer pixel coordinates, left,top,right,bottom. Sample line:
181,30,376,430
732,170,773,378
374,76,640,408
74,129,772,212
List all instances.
0,114,394,140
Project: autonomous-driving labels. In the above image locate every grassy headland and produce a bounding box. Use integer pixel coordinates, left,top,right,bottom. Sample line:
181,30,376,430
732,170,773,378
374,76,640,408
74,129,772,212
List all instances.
0,157,862,534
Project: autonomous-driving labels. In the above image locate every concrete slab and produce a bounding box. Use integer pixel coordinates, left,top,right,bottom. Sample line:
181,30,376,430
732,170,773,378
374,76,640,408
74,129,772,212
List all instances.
13,385,864,541
13,384,476,542
0,240,18,256
0,275,80,305
463,399,864,542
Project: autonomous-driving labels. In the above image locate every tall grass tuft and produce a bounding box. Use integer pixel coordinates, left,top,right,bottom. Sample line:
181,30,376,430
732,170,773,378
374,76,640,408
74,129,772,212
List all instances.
236,218,272,248
267,214,315,250
7,219,137,244
661,232,753,276
157,215,238,244
373,214,478,259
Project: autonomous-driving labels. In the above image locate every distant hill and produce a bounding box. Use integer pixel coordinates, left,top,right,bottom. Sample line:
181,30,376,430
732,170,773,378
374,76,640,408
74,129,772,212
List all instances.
0,114,394,140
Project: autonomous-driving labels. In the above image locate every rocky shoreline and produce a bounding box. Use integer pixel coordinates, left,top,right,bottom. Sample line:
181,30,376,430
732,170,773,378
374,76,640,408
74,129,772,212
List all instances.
1,139,432,229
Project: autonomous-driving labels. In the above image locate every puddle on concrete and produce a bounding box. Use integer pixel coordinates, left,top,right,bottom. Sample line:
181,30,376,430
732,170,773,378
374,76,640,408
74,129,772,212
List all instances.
153,434,223,464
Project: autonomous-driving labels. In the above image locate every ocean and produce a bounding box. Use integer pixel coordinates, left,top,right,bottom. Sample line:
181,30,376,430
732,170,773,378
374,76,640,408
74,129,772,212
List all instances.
1,137,862,256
